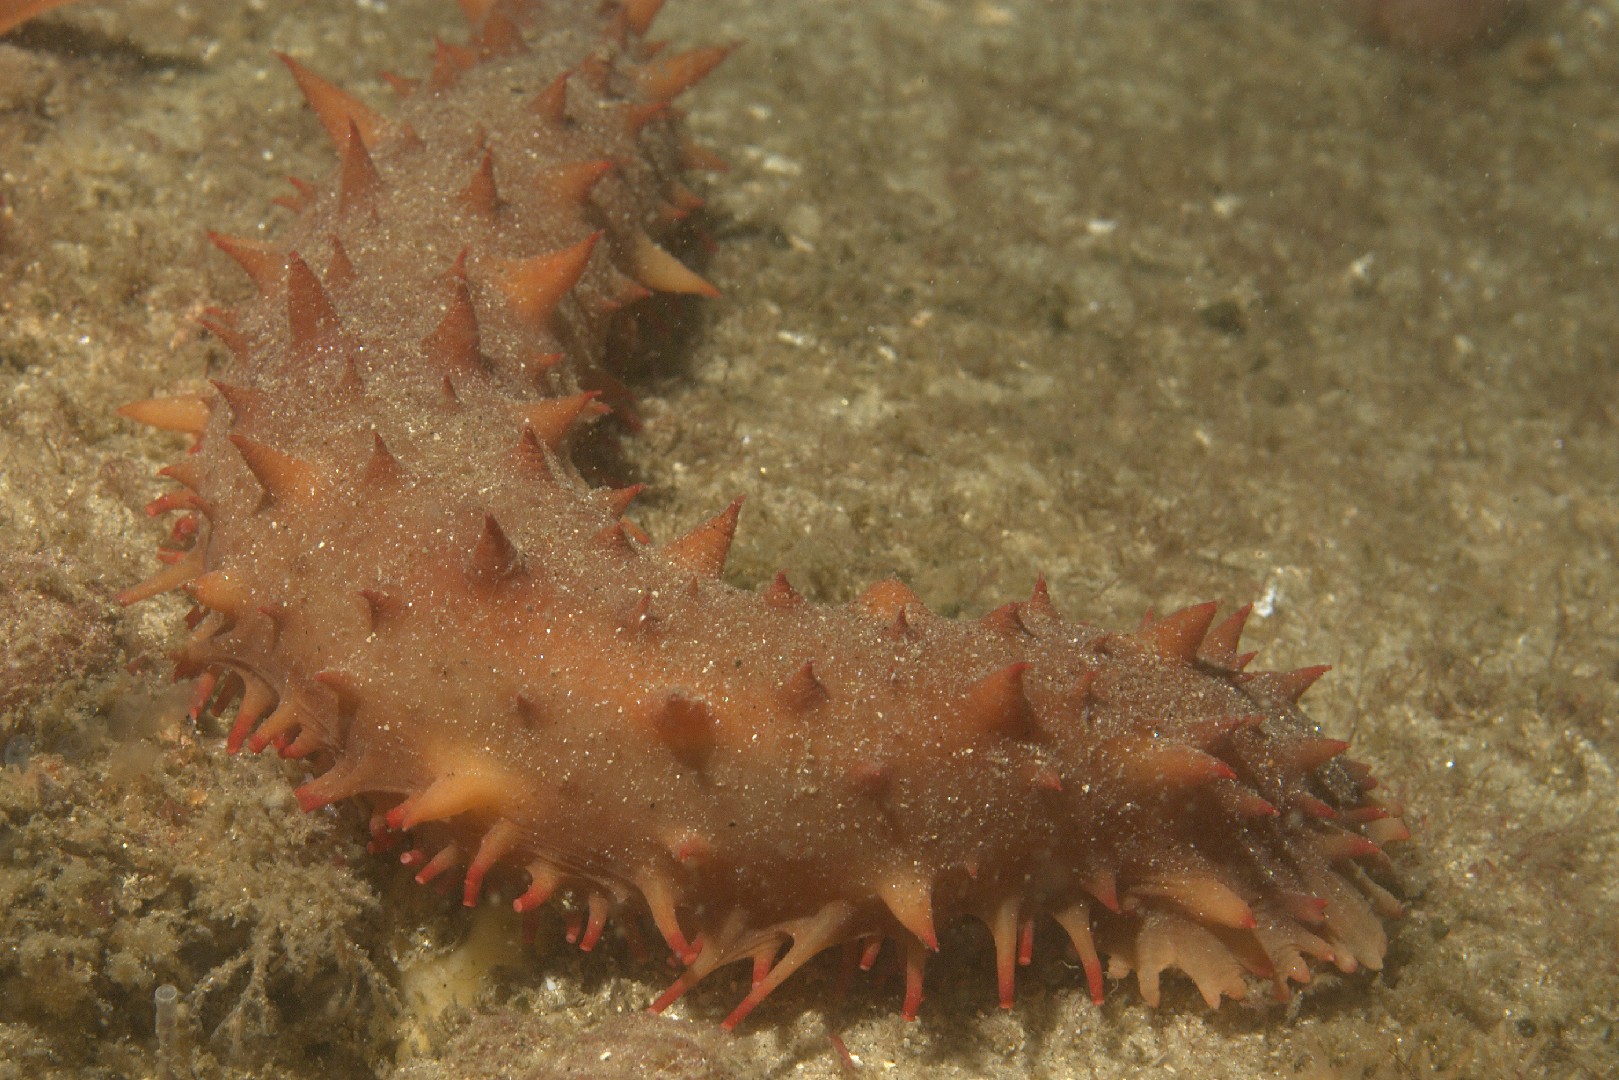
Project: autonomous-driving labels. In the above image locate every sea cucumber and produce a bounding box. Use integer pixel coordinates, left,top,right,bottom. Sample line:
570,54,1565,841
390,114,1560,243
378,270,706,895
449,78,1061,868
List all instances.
107,0,1408,1028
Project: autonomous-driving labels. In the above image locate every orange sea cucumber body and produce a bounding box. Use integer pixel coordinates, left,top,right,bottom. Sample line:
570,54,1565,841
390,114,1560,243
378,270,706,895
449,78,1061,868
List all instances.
117,0,1408,1027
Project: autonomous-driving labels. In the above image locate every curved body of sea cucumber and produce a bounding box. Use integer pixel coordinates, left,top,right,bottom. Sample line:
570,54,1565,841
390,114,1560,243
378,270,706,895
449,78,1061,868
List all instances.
116,0,1409,1028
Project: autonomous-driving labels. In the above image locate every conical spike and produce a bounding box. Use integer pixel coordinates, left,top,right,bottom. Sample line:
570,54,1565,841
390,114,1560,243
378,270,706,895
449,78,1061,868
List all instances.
520,351,564,380
474,9,525,55
207,231,283,293
357,587,403,630
638,44,733,101
779,661,827,711
855,578,922,622
339,121,381,216
654,200,691,228
628,233,720,297
471,513,521,581
1200,603,1253,667
679,137,729,173
1030,765,1063,792
621,592,657,636
621,0,666,36
455,0,497,26
1062,667,1100,718
229,434,320,503
573,54,612,91
513,692,545,729
1341,758,1376,787
980,601,1030,638
1024,574,1059,620
272,174,318,212
603,483,644,517
428,38,477,91
197,307,250,361
621,99,668,136
385,760,516,830
594,520,637,557
443,39,478,70
1292,736,1352,771
530,70,569,122
602,270,654,311
1133,873,1257,929
660,498,742,578
650,690,716,765
1293,794,1339,820
1345,863,1405,919
1365,817,1411,846
362,431,404,486
762,570,803,610
276,52,390,149
1113,737,1237,789
117,394,210,435
520,392,607,450
667,179,705,213
1240,664,1332,705
285,252,341,348
326,234,357,290
490,231,602,325
1317,829,1383,861
209,379,267,423
512,427,566,481
422,254,483,375
1230,789,1279,818
847,759,891,799
312,669,364,716
1086,867,1122,913
336,357,366,400
877,873,938,951
960,662,1035,739
1277,891,1330,926
538,159,614,205
157,460,204,491
378,71,418,98
116,552,204,606
184,570,249,618
1184,713,1262,750
1138,601,1220,663
255,602,288,637
459,146,500,218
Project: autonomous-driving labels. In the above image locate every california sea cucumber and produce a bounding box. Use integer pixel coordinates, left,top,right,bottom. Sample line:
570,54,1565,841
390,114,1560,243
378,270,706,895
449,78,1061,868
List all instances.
109,0,1409,1028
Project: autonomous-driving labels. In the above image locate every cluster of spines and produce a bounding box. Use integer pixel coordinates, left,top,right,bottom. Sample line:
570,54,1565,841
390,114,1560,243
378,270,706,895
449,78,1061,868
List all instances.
116,0,1408,1031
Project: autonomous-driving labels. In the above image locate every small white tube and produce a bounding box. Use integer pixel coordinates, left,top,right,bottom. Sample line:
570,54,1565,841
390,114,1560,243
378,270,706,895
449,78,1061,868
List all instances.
153,984,181,1080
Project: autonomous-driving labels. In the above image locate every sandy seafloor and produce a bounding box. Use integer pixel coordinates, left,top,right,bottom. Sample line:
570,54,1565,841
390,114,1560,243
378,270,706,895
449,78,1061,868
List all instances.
1,0,1616,1077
